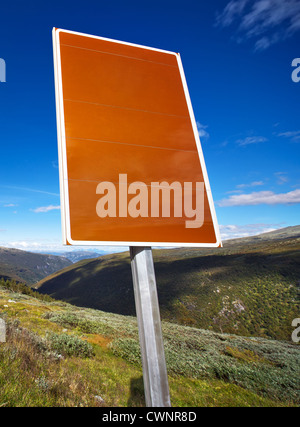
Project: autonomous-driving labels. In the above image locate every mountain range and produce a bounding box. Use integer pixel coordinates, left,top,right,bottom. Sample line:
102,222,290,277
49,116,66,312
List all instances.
0,246,72,284
36,225,300,341
40,250,106,263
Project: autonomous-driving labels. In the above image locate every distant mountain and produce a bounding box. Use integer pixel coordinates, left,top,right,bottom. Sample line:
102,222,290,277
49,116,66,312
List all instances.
0,246,72,284
36,226,300,340
224,225,300,245
62,250,105,263
40,250,105,263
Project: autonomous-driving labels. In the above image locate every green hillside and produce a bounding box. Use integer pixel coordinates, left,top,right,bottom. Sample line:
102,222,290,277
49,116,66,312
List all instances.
0,246,72,284
36,226,300,341
0,281,299,407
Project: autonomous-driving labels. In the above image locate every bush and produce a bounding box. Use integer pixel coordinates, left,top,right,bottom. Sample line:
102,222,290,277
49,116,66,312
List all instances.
45,310,137,337
110,324,300,403
47,333,94,358
0,278,55,302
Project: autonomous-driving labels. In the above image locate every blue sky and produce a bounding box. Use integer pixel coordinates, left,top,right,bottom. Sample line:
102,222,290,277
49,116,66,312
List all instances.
0,0,299,253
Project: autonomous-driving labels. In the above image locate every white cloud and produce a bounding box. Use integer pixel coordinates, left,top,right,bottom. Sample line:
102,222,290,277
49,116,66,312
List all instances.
4,239,126,255
216,0,300,50
219,223,282,240
218,189,300,207
31,205,61,213
196,122,209,139
3,204,17,207
236,136,267,146
8,241,42,249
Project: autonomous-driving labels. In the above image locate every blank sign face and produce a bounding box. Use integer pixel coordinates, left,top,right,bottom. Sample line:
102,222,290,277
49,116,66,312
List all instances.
53,28,221,247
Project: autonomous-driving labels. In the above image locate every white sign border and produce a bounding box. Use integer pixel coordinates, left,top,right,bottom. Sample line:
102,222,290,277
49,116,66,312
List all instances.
53,27,222,248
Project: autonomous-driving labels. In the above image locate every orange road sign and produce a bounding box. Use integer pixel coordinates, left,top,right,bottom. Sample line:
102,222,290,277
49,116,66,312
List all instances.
53,28,221,247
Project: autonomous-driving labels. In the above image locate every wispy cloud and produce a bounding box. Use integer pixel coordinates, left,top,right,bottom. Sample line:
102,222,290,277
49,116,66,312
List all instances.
277,130,300,142
216,0,300,51
236,181,264,189
3,203,17,207
218,189,300,207
215,0,249,27
227,181,264,193
275,172,289,185
0,185,59,197
196,122,209,139
31,205,60,213
236,136,267,146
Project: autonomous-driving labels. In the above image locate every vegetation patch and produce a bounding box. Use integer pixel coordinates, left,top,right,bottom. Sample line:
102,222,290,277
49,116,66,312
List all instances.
1,281,299,407
110,325,300,403
47,332,94,358
0,278,54,302
224,346,273,365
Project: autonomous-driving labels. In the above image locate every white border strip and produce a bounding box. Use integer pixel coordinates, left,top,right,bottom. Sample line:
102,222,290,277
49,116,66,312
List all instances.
176,53,222,247
53,27,222,248
53,28,67,244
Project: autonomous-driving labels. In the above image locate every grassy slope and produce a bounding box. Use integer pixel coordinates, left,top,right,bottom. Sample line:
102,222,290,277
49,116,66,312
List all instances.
36,230,300,341
0,246,72,284
0,283,299,407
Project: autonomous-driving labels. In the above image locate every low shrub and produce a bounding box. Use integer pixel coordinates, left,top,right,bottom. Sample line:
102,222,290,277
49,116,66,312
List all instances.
47,333,94,358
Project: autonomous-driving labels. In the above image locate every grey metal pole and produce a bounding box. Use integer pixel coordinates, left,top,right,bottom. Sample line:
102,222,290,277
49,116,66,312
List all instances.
130,246,171,407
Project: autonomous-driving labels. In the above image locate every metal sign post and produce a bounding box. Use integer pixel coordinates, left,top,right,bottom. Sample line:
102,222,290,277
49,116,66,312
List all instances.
0,318,6,343
53,27,222,408
130,246,171,407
